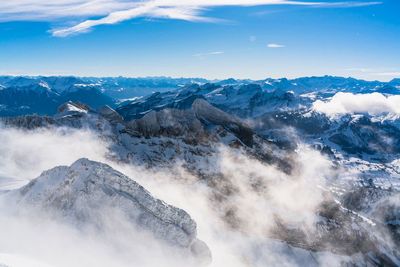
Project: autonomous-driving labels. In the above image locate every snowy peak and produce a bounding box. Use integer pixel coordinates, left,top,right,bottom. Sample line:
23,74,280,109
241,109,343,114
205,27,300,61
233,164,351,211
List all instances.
11,158,210,258
57,101,90,115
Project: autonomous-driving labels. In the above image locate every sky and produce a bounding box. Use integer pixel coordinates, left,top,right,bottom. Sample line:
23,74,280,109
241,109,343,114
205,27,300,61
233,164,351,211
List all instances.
0,0,399,81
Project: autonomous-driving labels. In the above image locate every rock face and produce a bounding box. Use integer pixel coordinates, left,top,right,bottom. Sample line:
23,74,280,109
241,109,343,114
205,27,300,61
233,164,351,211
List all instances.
7,159,211,261
192,98,253,146
97,105,124,123
125,98,253,146
127,108,205,140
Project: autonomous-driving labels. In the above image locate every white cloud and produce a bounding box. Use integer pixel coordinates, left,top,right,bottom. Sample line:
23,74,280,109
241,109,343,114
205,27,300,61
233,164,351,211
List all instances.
313,92,400,117
267,43,285,48
0,1,383,37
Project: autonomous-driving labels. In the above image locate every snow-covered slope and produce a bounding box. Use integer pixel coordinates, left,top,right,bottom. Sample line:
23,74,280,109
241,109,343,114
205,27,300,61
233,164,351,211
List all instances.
5,158,211,262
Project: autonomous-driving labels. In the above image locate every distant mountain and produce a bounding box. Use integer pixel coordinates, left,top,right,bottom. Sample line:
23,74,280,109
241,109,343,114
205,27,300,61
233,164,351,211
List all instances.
275,76,384,94
116,80,400,161
389,78,400,87
0,76,114,116
0,75,399,117
0,82,59,116
80,77,208,99
209,75,397,94
116,83,308,120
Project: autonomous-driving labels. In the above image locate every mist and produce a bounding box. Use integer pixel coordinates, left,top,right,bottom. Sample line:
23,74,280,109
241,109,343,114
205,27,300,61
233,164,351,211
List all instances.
0,124,396,266
0,125,109,189
128,146,341,267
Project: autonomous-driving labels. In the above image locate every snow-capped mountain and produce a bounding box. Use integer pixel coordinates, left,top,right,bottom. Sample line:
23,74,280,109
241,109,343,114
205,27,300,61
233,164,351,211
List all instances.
116,83,310,120
0,76,208,117
0,77,114,116
117,81,400,159
4,158,211,262
1,75,399,117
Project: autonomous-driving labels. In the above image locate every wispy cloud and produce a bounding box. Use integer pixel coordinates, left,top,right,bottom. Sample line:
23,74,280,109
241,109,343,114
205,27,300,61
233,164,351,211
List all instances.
345,67,374,72
267,43,285,48
0,1,384,37
374,72,400,77
346,67,400,78
193,51,224,58
310,1,382,8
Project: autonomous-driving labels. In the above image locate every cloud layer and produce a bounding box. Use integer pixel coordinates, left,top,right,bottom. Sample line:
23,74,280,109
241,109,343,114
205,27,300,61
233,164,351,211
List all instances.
0,1,383,37
313,92,400,117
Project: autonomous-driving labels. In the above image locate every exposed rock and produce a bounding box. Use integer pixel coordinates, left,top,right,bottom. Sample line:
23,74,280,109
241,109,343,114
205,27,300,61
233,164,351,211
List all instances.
192,98,253,146
126,109,205,141
97,105,124,124
124,98,253,146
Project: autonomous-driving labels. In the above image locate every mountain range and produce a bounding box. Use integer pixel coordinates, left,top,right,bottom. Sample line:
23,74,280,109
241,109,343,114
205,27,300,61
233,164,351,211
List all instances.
0,75,399,117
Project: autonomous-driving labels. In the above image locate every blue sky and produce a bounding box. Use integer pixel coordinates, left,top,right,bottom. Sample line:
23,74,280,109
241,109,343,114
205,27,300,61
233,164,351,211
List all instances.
0,0,399,81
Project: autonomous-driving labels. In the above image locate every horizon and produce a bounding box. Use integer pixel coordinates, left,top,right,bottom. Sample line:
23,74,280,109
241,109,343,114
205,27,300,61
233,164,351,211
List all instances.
0,74,398,83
